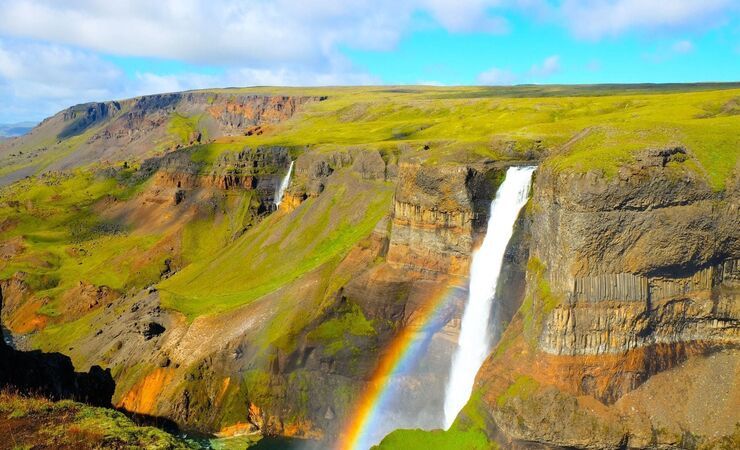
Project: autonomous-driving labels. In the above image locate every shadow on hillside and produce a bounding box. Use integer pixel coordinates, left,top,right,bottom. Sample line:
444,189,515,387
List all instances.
119,409,184,435
249,436,323,450
0,298,115,407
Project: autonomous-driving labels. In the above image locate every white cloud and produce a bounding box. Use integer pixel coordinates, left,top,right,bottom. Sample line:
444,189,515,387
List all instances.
528,55,561,78
476,55,561,85
423,0,509,33
672,39,695,54
0,35,379,122
560,0,735,39
0,39,125,121
476,67,517,85
0,0,735,121
0,0,512,66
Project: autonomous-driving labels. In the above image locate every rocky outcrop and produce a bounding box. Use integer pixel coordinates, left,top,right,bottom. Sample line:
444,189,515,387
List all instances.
283,149,395,211
469,148,740,448
206,147,290,194
0,91,322,185
203,94,319,132
542,259,740,356
59,101,122,139
386,162,502,276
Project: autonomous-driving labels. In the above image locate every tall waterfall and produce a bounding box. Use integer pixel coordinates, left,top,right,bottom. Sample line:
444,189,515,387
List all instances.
443,166,535,428
274,160,294,208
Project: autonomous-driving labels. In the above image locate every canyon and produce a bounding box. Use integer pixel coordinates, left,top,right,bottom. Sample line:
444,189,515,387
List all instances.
0,84,738,449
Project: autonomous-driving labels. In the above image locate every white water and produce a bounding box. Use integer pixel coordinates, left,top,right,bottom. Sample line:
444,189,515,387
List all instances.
274,160,294,208
443,166,535,428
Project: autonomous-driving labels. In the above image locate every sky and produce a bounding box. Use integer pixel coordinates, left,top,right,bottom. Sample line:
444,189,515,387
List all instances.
0,0,738,122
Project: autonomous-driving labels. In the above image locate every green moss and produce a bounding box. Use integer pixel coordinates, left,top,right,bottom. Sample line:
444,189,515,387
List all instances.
168,113,207,145
0,170,165,315
376,387,498,450
373,428,494,450
521,257,560,343
307,302,375,356
0,391,195,449
496,375,540,408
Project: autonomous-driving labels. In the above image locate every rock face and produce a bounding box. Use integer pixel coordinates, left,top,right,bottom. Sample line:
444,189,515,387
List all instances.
470,148,740,448
0,92,322,186
542,260,739,357
387,162,502,276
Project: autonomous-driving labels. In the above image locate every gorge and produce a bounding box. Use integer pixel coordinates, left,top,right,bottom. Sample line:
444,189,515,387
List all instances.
0,84,737,450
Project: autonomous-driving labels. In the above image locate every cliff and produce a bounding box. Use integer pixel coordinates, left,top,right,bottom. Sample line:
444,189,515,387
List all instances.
0,91,321,186
464,146,740,449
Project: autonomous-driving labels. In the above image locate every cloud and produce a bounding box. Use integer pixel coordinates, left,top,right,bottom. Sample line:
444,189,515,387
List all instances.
672,39,695,53
560,0,735,39
0,0,512,66
528,55,561,77
476,54,561,85
0,35,379,122
422,0,509,33
476,67,517,85
0,39,125,121
642,39,697,63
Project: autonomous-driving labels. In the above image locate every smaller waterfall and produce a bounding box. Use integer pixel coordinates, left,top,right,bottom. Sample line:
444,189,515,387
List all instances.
274,160,294,209
443,166,535,428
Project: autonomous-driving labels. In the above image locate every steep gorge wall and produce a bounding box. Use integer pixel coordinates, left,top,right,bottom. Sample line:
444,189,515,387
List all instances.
386,162,503,277
472,147,740,449
532,148,739,360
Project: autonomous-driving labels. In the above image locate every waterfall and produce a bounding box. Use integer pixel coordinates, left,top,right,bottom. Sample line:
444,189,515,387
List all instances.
443,165,535,428
274,160,294,208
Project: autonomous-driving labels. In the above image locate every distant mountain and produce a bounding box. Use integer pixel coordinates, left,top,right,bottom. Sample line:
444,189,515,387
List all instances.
0,121,36,138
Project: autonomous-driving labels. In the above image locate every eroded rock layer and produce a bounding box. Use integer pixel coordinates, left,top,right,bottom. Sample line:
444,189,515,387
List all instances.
468,148,740,449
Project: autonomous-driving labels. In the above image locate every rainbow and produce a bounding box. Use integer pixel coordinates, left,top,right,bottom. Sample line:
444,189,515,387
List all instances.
336,283,460,450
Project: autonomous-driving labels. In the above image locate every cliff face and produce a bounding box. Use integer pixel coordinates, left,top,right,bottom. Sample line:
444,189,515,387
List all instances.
470,147,740,448
386,163,501,276
0,92,320,186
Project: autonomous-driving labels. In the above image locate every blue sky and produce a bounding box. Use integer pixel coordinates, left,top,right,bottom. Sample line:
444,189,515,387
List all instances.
0,0,738,122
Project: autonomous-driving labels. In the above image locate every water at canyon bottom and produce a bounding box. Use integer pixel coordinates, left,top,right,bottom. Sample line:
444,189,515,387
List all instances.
443,165,535,428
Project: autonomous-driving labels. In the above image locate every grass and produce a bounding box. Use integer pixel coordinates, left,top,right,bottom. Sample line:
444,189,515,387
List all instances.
376,388,498,450
158,172,394,319
186,87,739,189
373,428,494,450
0,171,166,320
1,84,738,329
168,113,208,145
0,390,195,449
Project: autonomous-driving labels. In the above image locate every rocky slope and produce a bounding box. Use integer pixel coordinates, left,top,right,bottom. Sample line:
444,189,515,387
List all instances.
0,91,321,186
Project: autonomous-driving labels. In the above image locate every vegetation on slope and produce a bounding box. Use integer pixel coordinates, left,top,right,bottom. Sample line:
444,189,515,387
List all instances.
374,390,497,450
158,172,394,319
0,171,162,318
0,390,195,449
